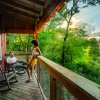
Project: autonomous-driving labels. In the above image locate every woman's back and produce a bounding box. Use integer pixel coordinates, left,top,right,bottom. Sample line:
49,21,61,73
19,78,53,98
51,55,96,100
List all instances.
32,47,39,57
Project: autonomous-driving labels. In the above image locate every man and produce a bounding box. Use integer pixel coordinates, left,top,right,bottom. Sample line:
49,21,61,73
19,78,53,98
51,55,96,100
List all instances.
7,52,17,64
7,52,27,74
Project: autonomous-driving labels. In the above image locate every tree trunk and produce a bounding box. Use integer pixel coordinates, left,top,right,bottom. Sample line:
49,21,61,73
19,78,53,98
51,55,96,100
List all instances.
61,15,72,66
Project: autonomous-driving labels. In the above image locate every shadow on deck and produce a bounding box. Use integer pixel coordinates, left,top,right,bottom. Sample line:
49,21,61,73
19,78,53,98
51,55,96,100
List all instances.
0,73,44,100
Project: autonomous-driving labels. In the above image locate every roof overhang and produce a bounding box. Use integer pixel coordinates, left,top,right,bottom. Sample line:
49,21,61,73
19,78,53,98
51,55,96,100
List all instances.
0,0,67,35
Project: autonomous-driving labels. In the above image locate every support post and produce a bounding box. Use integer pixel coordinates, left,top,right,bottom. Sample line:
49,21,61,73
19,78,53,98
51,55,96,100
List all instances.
1,33,6,70
33,32,38,39
33,25,38,39
50,76,56,100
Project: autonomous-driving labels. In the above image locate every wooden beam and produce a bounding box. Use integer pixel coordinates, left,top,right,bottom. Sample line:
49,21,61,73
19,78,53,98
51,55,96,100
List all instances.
14,15,35,24
0,0,67,34
0,11,35,28
28,0,45,6
0,0,40,15
34,0,66,34
0,12,35,33
8,29,34,34
0,9,36,24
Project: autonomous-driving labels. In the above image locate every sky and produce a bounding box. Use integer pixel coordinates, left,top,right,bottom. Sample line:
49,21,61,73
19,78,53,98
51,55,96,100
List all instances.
60,3,100,35
74,5,100,34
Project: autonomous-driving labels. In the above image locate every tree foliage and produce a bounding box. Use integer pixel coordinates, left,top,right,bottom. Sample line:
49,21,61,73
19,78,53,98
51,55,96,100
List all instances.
6,0,100,84
38,0,100,84
6,34,34,52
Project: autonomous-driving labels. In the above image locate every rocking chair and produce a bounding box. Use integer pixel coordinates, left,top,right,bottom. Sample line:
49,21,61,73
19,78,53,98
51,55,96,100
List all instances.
0,64,18,92
0,66,11,91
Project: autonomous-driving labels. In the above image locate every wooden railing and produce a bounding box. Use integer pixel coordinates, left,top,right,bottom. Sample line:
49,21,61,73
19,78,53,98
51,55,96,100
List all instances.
35,56,100,100
5,53,100,100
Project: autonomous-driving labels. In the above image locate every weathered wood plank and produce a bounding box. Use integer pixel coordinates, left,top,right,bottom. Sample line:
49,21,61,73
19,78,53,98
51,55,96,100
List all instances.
1,93,26,100
11,87,42,98
3,90,41,100
0,73,43,100
0,95,13,100
11,83,41,94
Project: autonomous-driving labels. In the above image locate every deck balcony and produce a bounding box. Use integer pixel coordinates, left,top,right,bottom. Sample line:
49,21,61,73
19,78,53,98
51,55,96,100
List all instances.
0,0,100,100
0,53,100,100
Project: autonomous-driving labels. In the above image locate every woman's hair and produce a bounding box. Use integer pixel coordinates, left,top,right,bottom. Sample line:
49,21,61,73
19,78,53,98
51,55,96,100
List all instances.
31,39,39,46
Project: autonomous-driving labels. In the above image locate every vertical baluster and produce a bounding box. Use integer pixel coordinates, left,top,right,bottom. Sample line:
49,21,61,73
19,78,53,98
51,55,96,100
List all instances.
50,76,56,100
37,60,40,83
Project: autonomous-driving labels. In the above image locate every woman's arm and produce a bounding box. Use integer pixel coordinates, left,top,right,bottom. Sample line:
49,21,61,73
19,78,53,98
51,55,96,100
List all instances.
36,47,42,56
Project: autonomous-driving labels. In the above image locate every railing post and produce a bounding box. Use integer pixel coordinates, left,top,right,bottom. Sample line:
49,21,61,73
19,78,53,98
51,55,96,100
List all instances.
56,82,64,100
36,60,41,83
50,76,56,100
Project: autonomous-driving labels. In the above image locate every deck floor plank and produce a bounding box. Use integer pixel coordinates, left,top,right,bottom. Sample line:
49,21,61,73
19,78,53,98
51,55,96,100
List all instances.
0,73,44,100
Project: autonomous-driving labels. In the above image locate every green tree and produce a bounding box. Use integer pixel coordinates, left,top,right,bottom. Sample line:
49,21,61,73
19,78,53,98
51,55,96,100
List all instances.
6,34,33,53
58,0,100,66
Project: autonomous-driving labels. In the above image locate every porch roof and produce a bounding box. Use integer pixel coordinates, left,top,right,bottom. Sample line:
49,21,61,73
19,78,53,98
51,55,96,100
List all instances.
0,0,66,35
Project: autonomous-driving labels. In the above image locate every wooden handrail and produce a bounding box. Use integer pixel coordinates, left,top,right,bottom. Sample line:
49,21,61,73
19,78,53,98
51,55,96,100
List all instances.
37,56,100,100
6,52,31,56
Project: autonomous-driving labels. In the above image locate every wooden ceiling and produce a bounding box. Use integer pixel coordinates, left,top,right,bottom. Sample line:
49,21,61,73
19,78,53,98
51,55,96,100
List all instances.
0,0,66,34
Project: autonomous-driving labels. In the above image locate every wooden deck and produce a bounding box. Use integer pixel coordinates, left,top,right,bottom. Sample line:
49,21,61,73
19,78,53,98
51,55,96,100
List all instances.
0,72,44,100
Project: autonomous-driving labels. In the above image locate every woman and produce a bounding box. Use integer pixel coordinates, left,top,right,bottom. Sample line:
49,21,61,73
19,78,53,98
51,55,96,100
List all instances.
26,39,41,83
